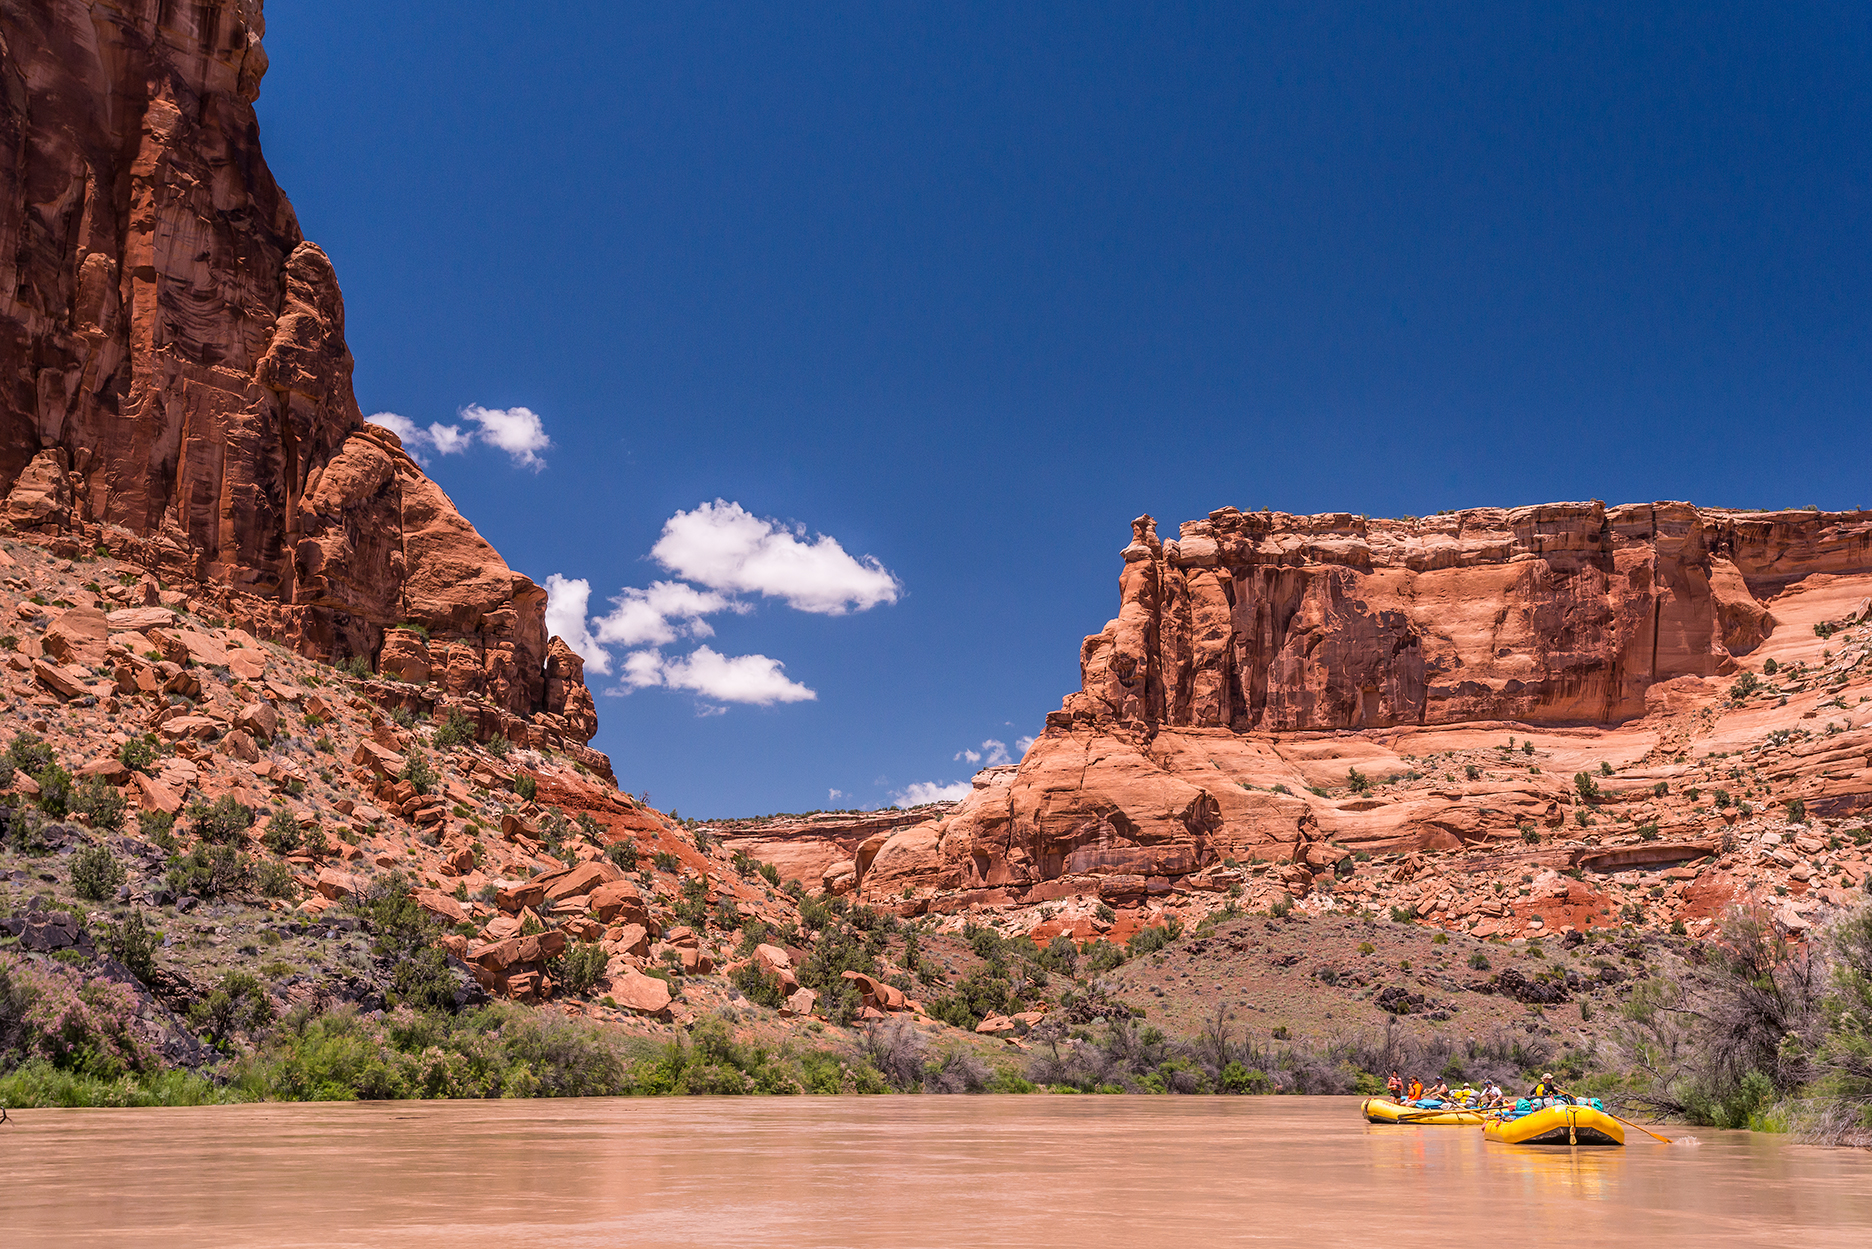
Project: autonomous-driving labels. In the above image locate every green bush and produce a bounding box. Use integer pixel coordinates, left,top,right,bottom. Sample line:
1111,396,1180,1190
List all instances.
167,845,250,898
3,730,55,780
1787,799,1807,824
515,774,537,802
758,862,780,886
1220,1061,1271,1093
1126,921,1182,958
119,736,158,774
1083,940,1125,974
262,807,303,855
485,734,510,759
189,970,276,1048
557,943,608,996
401,748,437,796
606,839,639,871
256,861,298,899
104,910,161,981
189,795,254,844
139,808,176,849
432,709,475,750
1575,771,1602,802
72,776,126,832
1468,951,1491,971
71,843,126,901
31,762,74,817
730,961,788,1009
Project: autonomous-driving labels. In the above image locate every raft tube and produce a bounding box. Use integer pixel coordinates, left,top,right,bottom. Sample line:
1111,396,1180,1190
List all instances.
1360,1097,1489,1126
1483,1104,1625,1146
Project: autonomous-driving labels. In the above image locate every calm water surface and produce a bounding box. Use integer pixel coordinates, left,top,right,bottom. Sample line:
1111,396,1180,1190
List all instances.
7,1096,1871,1247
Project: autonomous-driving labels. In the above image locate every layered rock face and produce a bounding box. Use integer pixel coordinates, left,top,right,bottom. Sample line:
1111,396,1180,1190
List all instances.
768,503,1872,940
0,1,594,746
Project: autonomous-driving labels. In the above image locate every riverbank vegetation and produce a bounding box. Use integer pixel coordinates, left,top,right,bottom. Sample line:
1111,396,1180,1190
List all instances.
1599,902,1872,1147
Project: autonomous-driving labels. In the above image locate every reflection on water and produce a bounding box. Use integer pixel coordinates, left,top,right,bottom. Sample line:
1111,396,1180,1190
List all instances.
5,1096,1869,1248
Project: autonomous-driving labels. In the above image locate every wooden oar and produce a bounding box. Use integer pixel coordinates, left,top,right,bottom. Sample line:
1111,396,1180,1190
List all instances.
1606,1111,1677,1144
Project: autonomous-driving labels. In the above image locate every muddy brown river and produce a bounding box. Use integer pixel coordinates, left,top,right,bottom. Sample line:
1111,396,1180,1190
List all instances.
6,1096,1869,1246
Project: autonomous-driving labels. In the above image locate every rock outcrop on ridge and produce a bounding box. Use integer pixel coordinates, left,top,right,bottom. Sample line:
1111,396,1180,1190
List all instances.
0,1,596,754
714,503,1872,946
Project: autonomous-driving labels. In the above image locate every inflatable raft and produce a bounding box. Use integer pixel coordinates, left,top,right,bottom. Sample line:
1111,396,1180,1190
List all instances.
1483,1103,1624,1146
1360,1097,1488,1126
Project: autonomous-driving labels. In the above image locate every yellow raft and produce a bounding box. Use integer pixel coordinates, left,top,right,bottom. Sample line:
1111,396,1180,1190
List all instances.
1361,1097,1488,1126
1483,1104,1625,1146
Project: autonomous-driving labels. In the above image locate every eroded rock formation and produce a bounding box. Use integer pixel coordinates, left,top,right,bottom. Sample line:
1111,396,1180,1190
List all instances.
733,503,1872,942
0,0,593,744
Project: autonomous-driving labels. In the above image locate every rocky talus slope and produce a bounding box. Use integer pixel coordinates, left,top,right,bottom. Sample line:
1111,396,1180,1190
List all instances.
0,0,596,745
714,504,1872,951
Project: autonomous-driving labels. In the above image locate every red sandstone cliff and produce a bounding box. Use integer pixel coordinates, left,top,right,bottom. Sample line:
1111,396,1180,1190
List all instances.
715,503,1872,944
0,0,596,752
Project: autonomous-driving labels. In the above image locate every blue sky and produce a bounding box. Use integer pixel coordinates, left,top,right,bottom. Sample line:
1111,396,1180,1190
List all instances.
256,2,1872,817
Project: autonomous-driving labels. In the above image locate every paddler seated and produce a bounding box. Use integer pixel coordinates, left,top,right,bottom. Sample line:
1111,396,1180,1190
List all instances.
1481,1080,1504,1107
1527,1072,1565,1103
1428,1079,1451,1103
1407,1076,1425,1103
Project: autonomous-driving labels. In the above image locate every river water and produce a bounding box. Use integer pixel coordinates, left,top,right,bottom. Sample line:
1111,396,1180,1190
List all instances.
6,1096,1870,1247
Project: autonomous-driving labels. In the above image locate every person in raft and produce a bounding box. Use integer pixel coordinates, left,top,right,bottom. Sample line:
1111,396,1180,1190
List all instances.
1428,1079,1451,1102
1482,1080,1505,1107
1407,1076,1425,1103
1527,1073,1568,1102
1387,1070,1405,1101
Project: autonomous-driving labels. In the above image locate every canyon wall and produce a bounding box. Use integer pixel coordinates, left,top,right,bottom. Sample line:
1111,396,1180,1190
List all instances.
722,503,1872,933
0,0,595,745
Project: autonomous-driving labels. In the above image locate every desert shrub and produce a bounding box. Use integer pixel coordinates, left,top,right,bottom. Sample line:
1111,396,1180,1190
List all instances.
189,795,254,844
103,910,161,982
1575,772,1602,802
139,808,176,848
341,655,372,678
302,822,331,859
119,736,157,774
71,843,126,901
3,730,56,780
606,839,639,871
1731,672,1760,700
256,861,298,900
1787,799,1808,825
167,845,250,898
431,709,475,750
0,952,151,1078
67,777,125,832
1126,921,1182,958
1270,896,1293,919
189,970,275,1048
557,943,608,996
515,774,537,802
1083,940,1126,974
261,807,303,855
390,707,417,729
730,961,788,1009
1464,764,1480,781
1468,951,1491,971
401,748,437,796
485,734,510,759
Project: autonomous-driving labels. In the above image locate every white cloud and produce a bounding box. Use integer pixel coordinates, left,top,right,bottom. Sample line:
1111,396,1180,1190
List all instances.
543,574,611,675
365,405,550,469
652,500,900,614
893,780,972,807
614,646,815,706
1015,735,1036,755
953,739,1010,766
462,404,551,470
829,789,847,803
593,581,741,648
